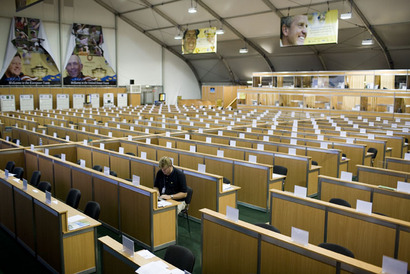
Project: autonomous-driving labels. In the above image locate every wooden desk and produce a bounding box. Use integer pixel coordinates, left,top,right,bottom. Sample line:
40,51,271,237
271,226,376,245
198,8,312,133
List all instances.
201,208,382,274
98,235,179,274
357,164,410,189
386,156,410,172
0,171,100,274
270,189,410,269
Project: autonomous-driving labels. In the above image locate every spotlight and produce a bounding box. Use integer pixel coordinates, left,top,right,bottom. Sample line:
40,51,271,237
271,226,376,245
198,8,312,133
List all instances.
239,47,248,54
340,12,352,20
215,27,224,35
361,39,373,46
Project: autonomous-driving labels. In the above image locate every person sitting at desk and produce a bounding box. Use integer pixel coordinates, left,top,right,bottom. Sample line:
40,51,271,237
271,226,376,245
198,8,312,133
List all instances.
154,156,187,214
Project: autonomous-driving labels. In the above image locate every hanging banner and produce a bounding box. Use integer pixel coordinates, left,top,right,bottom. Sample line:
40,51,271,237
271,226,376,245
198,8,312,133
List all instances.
182,27,217,54
16,0,43,12
0,17,60,85
63,23,116,85
280,10,338,47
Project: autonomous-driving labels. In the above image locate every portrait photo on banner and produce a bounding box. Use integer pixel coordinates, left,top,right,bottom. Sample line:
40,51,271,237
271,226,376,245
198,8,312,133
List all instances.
182,27,217,55
280,9,338,47
0,16,60,85
63,23,116,85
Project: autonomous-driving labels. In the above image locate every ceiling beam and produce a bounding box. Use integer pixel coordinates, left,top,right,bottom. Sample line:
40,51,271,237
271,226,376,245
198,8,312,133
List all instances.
196,0,275,72
94,0,202,88
349,0,394,68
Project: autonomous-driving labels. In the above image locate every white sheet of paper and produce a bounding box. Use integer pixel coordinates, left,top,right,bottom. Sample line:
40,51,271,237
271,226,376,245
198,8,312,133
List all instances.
288,148,296,155
382,255,408,274
317,134,324,140
100,143,105,150
206,137,212,143
226,206,239,222
257,144,264,151
239,133,245,139
122,235,134,257
145,128,149,133
198,164,206,173
22,178,28,191
104,166,110,176
46,191,51,204
291,227,309,246
217,150,224,158
294,185,307,198
119,147,124,154
290,139,297,145
166,142,172,148
404,153,410,160
320,142,328,149
45,148,49,155
132,175,140,186
190,145,196,152
360,128,366,133
340,171,353,181
146,138,151,144
230,140,236,147
356,199,372,215
386,131,394,136
165,131,170,137
140,152,147,159
346,138,354,144
263,136,269,142
198,128,203,133
80,159,86,168
218,130,223,136
397,181,410,193
136,250,155,259
368,134,375,140
248,155,257,163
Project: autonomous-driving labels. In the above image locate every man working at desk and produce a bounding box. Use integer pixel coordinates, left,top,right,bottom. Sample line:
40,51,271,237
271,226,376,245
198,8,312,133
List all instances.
154,156,187,214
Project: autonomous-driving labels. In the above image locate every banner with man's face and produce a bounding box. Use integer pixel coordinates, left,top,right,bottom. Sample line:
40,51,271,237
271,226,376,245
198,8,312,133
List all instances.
63,23,116,85
182,27,217,54
280,9,338,47
0,17,60,85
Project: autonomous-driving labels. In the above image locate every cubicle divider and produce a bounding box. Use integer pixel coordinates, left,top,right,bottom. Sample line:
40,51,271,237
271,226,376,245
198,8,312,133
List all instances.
201,208,382,274
318,175,410,222
154,135,319,196
0,169,100,273
0,146,180,252
270,189,410,269
11,127,69,146
93,138,281,211
385,156,410,173
357,164,410,188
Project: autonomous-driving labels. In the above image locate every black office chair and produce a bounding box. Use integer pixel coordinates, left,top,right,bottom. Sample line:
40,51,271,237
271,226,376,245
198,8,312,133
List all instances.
84,201,100,220
367,147,378,167
273,165,287,190
66,188,81,209
180,186,193,234
318,243,355,258
164,245,195,273
125,152,135,156
223,177,231,184
92,165,103,172
254,223,281,233
329,198,351,208
342,153,347,158
12,138,18,144
53,154,61,159
13,167,24,180
312,160,318,166
109,170,117,177
5,161,15,173
38,181,52,192
29,171,41,187
273,165,287,176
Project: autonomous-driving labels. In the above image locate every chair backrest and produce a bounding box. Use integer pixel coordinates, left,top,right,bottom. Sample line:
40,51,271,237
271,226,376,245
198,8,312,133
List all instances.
37,181,52,192
84,201,100,220
367,147,378,159
5,161,15,173
185,186,193,205
254,223,281,233
312,160,318,166
66,188,81,209
109,170,117,177
273,165,287,176
318,242,355,258
223,177,231,184
92,165,103,172
53,154,61,159
30,171,41,187
329,198,351,208
164,245,195,273
13,167,24,179
125,152,135,156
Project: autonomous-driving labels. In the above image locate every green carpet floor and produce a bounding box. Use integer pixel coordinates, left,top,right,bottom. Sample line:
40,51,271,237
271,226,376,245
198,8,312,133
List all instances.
0,205,269,274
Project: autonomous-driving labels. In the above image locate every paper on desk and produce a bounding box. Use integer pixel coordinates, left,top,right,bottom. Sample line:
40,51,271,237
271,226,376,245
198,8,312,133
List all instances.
158,200,172,208
136,260,176,274
222,183,232,191
68,214,86,223
13,178,20,183
137,250,155,259
68,220,90,231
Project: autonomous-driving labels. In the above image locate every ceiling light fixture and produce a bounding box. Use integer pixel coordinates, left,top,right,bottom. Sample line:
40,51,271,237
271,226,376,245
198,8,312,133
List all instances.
239,47,248,54
174,29,183,40
188,0,197,13
361,39,373,46
340,12,352,20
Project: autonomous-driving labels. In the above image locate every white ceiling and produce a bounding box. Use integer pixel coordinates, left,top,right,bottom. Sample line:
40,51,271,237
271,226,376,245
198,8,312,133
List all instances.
96,0,410,84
